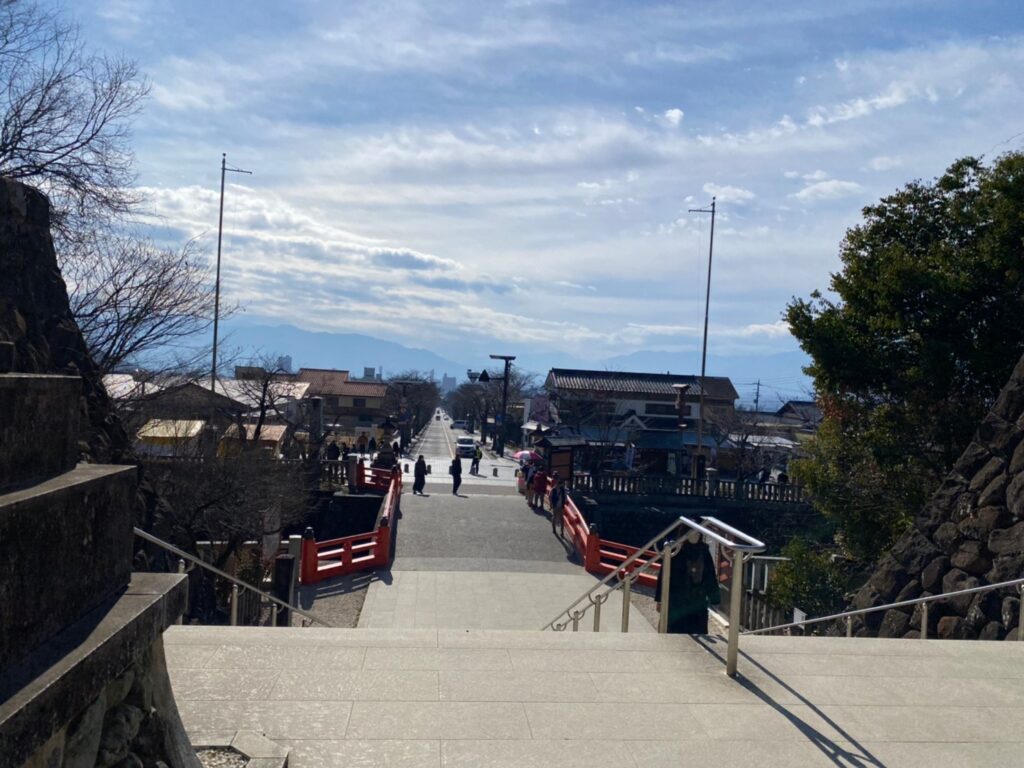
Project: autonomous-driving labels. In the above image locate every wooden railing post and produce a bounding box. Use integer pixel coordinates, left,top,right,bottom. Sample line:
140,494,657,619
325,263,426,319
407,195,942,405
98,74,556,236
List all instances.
300,526,318,585
584,523,601,573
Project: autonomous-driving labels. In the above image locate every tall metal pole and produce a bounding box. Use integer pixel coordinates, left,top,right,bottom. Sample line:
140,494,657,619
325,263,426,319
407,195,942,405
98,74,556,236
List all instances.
688,197,716,478
490,354,516,457
210,153,253,391
211,154,226,390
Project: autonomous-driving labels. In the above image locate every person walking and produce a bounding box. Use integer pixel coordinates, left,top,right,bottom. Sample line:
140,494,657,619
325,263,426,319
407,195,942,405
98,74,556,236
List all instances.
471,445,482,475
325,441,341,461
548,472,566,537
531,466,549,511
524,462,536,505
413,455,427,495
368,436,377,456
357,432,368,455
450,455,463,495
654,532,721,634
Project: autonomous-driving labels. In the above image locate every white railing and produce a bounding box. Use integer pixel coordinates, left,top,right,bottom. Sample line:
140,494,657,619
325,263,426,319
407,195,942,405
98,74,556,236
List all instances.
542,515,766,677
134,527,333,627
746,575,1024,640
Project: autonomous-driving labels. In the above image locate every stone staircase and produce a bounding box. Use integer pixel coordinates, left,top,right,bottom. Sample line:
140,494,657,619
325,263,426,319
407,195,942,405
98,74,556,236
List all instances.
165,623,1024,767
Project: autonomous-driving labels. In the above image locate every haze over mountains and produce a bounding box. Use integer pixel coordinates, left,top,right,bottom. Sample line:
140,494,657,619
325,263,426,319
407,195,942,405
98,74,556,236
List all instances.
222,322,812,406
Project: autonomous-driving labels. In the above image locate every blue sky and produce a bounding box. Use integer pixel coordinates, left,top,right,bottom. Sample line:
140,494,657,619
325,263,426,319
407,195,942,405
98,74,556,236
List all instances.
69,0,1024,390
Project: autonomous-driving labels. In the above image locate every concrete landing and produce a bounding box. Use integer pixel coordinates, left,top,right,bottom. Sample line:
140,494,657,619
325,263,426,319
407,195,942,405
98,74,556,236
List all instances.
357,570,654,631
166,626,1024,767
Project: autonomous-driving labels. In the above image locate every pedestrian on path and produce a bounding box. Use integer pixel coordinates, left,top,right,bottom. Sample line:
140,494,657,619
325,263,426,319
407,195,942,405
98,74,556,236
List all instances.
450,455,463,495
654,532,721,634
531,467,548,510
549,472,566,537
357,432,368,455
523,462,536,505
413,455,427,495
368,436,377,455
471,445,482,475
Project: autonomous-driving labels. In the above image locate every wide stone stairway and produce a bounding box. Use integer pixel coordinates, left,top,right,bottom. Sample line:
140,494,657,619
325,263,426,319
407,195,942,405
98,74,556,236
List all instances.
165,453,1024,767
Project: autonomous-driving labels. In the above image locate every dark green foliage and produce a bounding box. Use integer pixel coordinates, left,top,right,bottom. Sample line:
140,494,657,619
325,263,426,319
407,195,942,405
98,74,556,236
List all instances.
767,538,847,618
786,153,1024,563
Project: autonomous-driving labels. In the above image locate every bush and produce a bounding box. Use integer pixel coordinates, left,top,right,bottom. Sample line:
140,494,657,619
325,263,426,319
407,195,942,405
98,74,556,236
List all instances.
767,537,847,619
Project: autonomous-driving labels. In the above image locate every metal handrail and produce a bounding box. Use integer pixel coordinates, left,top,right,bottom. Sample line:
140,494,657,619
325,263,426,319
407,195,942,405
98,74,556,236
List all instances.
542,514,766,678
133,527,334,627
745,574,1024,639
540,516,688,631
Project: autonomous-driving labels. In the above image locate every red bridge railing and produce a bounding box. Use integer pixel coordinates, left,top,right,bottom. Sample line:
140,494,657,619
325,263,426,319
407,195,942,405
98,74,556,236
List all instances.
299,469,402,585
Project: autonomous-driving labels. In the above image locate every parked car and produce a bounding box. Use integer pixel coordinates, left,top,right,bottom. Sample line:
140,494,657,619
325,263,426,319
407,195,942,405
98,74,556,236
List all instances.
456,436,476,457
450,419,467,430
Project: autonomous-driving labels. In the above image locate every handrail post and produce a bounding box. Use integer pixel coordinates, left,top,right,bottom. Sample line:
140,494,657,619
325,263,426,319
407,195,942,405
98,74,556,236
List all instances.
726,549,744,677
300,527,318,585
658,544,672,634
177,558,187,625
1019,585,1024,641
921,602,929,640
271,604,278,627
845,615,852,638
621,573,632,632
593,595,602,632
230,583,239,626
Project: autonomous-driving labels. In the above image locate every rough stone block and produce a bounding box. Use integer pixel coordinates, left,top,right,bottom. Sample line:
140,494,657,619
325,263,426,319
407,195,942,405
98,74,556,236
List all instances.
1007,473,1024,520
970,457,1006,492
0,464,136,666
978,413,1018,456
978,473,1008,508
955,441,994,478
877,609,911,638
988,522,1024,556
890,530,942,572
921,556,949,593
1002,596,1020,630
0,374,80,490
941,568,980,615
979,621,1005,641
1010,439,1024,476
933,522,961,554
958,506,1010,541
986,551,1024,583
951,541,992,576
937,615,970,639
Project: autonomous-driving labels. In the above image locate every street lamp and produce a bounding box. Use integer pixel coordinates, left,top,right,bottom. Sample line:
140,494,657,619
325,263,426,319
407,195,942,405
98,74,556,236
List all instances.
210,153,253,391
489,354,516,457
687,197,716,478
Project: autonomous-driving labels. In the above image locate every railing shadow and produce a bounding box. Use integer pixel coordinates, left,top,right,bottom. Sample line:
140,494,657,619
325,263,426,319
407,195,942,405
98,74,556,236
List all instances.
693,636,885,767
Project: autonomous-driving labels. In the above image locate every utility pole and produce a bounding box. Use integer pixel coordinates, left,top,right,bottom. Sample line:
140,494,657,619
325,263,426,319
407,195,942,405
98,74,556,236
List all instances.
489,354,516,457
211,153,253,390
754,379,761,412
688,196,716,478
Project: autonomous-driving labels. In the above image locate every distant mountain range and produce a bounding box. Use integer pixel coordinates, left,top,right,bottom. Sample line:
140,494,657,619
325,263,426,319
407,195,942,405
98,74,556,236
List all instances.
219,322,813,405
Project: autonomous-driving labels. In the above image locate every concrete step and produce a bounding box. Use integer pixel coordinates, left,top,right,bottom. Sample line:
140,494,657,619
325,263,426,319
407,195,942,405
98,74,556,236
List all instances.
165,625,1024,768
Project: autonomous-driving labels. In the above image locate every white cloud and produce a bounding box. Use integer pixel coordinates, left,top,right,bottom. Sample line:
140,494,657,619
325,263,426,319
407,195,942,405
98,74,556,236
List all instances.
793,179,863,201
663,108,685,127
702,183,755,203
802,169,829,181
868,155,902,171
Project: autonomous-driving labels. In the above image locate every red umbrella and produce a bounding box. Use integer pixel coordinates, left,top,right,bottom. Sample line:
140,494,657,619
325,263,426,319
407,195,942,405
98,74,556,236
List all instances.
512,450,542,462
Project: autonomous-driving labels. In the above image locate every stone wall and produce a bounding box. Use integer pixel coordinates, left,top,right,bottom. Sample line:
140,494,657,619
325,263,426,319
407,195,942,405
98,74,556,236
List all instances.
0,179,127,463
844,353,1024,640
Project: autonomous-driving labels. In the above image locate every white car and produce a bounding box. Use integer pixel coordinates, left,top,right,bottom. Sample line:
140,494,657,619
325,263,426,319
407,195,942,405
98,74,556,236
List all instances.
456,436,476,458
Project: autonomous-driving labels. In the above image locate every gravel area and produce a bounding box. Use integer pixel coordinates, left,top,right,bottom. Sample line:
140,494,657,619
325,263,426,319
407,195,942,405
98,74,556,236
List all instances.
294,569,375,628
196,748,247,768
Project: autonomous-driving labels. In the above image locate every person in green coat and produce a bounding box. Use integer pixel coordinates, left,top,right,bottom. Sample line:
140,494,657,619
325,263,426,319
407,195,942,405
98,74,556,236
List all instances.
654,533,721,634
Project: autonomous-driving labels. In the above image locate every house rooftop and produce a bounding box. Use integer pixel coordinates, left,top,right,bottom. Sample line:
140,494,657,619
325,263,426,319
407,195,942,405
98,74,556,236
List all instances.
547,368,738,401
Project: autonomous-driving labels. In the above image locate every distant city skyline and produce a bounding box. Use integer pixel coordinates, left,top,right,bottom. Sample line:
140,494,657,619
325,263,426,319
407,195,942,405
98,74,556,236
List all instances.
72,0,1024,376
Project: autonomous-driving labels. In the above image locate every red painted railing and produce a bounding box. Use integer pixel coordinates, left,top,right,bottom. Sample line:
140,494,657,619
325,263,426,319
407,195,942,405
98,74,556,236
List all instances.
559,490,661,588
300,469,402,585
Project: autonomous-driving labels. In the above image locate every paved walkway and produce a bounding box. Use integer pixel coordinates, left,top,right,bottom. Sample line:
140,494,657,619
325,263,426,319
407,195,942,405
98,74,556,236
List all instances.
166,626,1024,767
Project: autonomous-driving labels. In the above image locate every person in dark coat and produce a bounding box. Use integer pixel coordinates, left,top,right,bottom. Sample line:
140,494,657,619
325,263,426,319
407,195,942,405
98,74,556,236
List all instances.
325,441,341,461
450,455,463,495
654,535,721,634
368,436,377,455
413,455,428,495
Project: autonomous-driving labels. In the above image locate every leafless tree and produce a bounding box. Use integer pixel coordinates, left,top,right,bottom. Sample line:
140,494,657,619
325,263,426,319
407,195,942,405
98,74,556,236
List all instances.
63,232,221,373
0,1,147,236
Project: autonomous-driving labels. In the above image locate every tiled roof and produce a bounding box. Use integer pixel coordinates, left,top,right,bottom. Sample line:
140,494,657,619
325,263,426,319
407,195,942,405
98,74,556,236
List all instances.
778,400,823,425
546,368,738,401
295,368,351,394
335,381,388,398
